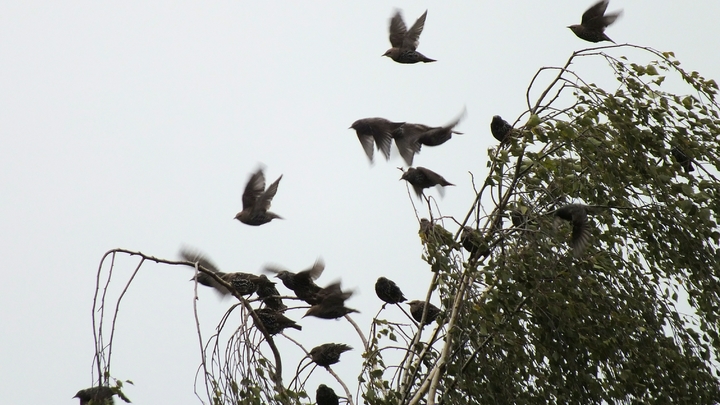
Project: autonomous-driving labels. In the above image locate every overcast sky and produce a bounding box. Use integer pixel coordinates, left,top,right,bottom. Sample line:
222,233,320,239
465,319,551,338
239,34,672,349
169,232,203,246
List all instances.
1,1,719,404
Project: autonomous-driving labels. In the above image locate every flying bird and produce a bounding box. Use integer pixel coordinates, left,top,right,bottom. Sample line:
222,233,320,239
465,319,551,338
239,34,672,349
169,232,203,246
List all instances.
553,204,595,258
383,9,436,64
316,385,339,405
265,259,325,304
407,300,441,324
254,308,302,335
375,277,407,304
350,118,405,162
490,115,513,144
304,282,359,319
401,167,454,199
309,343,353,368
393,110,466,165
671,147,695,173
180,248,272,297
235,168,283,226
568,0,622,43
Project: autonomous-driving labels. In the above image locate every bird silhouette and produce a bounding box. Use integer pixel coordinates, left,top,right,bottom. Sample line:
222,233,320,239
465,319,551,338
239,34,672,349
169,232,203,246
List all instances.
254,308,301,335
460,227,490,261
383,9,436,64
304,282,358,319
671,147,695,173
265,259,325,304
553,204,595,258
490,115,513,144
74,387,115,405
309,343,353,368
235,168,283,226
316,385,339,405
350,118,405,162
375,277,407,304
407,300,441,324
568,0,622,43
401,167,454,199
180,248,271,297
393,110,465,165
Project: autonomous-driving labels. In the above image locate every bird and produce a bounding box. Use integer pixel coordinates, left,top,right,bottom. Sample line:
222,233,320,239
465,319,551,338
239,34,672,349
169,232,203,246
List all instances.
401,167,454,199
490,115,513,144
375,277,406,304
568,0,622,43
349,118,405,162
418,218,457,249
392,110,466,165
180,248,270,297
407,300,441,324
255,280,287,311
309,343,353,368
254,308,302,335
265,259,325,304
74,387,115,405
510,209,526,228
553,204,595,258
316,385,339,405
304,282,359,319
460,227,490,261
671,147,695,173
234,168,283,226
383,10,436,64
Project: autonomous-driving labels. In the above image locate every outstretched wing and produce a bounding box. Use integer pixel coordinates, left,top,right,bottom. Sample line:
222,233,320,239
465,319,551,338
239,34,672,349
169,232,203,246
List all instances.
404,10,428,50
388,10,407,48
242,169,266,210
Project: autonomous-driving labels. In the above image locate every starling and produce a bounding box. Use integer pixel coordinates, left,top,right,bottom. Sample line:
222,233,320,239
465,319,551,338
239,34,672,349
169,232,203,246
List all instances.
181,248,270,297
568,0,622,43
419,218,456,248
350,118,405,162
671,147,695,173
510,209,525,228
255,279,287,311
461,227,490,260
74,386,116,405
316,385,339,405
309,343,353,368
234,168,283,226
407,300,441,324
383,10,436,64
490,115,512,144
553,204,594,258
401,167,454,199
375,277,407,304
392,110,465,165
265,259,325,304
254,308,302,335
304,282,359,319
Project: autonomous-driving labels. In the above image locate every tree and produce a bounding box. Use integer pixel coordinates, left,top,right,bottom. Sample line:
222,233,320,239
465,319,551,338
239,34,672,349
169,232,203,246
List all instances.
85,45,720,404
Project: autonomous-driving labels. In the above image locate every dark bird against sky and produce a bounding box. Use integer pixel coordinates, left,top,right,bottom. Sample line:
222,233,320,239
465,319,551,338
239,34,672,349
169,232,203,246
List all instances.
350,118,405,162
235,168,283,226
383,9,436,64
490,115,512,144
401,166,454,199
375,276,407,304
393,109,466,165
407,300,441,324
316,385,339,405
265,258,325,304
309,343,353,368
568,0,622,43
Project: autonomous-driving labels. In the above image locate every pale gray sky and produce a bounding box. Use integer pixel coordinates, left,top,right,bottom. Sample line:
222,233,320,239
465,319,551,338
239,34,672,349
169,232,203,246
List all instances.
1,1,719,403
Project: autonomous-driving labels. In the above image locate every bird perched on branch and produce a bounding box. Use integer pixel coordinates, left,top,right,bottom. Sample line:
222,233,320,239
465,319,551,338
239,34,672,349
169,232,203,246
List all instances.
180,248,273,297
375,277,406,304
401,167,454,199
490,115,513,144
407,300,441,324
73,386,130,405
255,279,287,311
235,168,283,226
553,204,598,258
350,118,405,162
309,343,353,368
254,308,301,335
568,0,622,43
383,10,436,64
392,109,466,165
304,282,359,319
316,385,339,405
671,147,695,173
461,227,490,261
265,258,325,304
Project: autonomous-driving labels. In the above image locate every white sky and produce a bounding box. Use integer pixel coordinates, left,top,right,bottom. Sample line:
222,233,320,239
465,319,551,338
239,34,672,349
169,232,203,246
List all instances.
1,1,719,403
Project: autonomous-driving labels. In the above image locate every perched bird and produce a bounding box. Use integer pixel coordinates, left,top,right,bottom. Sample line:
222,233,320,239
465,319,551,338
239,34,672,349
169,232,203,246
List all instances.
568,0,622,43
350,118,405,162
510,209,526,228
181,248,271,297
407,300,441,324
316,385,339,405
401,167,454,199
309,343,353,368
254,308,302,335
265,259,325,304
304,282,359,319
490,115,513,144
392,110,466,165
234,168,283,226
553,204,595,258
460,227,490,261
375,277,407,304
671,147,695,173
383,9,435,64
255,281,287,311
74,386,116,405
418,218,457,249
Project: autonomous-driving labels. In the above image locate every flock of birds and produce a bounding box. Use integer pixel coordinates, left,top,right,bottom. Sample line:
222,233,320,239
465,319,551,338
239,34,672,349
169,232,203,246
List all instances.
73,1,649,404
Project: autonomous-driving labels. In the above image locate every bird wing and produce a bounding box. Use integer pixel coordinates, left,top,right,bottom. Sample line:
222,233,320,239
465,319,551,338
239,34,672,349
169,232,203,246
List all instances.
581,0,609,25
418,166,453,187
388,10,407,48
242,169,266,210
393,125,425,166
254,174,282,212
307,258,325,280
180,248,222,274
357,134,376,161
404,10,427,50
571,208,591,257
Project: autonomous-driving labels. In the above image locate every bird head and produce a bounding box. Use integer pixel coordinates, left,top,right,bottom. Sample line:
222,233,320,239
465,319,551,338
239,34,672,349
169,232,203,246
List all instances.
382,48,399,58
567,25,582,35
